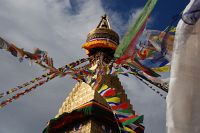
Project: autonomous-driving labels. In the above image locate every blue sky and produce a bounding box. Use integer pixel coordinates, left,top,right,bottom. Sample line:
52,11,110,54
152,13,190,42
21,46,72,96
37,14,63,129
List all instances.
102,0,189,31
0,0,190,133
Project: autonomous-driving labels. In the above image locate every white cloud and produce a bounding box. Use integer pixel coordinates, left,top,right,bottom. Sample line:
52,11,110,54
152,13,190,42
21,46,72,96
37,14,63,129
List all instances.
0,0,105,132
0,0,106,65
107,8,143,39
0,0,166,133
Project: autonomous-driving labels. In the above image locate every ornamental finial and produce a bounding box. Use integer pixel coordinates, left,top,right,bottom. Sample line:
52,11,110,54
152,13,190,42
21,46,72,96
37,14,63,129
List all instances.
96,14,111,29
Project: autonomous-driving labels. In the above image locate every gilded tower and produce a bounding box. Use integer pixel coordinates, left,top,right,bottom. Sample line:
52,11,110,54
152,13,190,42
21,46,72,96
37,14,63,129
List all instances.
43,15,144,133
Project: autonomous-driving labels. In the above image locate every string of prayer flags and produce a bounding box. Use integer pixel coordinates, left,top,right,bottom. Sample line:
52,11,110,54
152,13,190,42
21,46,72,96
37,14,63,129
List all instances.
116,114,130,119
117,109,134,114
0,74,58,108
97,84,109,94
120,60,169,94
135,75,168,98
127,60,160,77
111,102,129,110
106,97,121,104
122,126,137,133
119,115,138,123
0,37,9,49
0,36,56,70
0,72,51,99
148,30,174,61
102,88,116,97
122,115,144,126
0,58,90,103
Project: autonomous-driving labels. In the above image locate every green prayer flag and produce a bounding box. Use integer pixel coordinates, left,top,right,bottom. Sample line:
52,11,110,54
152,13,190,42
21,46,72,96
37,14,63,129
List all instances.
114,0,158,58
122,115,144,126
117,109,133,114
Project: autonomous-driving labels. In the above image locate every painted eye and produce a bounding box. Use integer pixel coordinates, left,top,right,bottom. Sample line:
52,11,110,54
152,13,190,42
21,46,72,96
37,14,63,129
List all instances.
73,123,82,131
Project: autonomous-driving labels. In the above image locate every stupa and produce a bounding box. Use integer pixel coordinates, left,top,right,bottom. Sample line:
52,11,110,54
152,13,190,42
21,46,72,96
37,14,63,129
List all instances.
43,15,144,133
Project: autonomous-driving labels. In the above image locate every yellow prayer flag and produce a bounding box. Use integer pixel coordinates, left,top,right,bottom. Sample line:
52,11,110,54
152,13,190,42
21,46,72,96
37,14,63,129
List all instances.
152,65,170,73
98,84,108,93
106,97,120,103
123,126,136,133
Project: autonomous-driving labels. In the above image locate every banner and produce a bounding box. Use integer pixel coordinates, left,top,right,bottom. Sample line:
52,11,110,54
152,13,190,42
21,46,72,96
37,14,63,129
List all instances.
114,0,158,58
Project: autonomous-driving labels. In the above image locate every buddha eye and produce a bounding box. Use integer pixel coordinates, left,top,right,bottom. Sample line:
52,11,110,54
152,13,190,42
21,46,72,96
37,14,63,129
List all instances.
73,122,82,131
